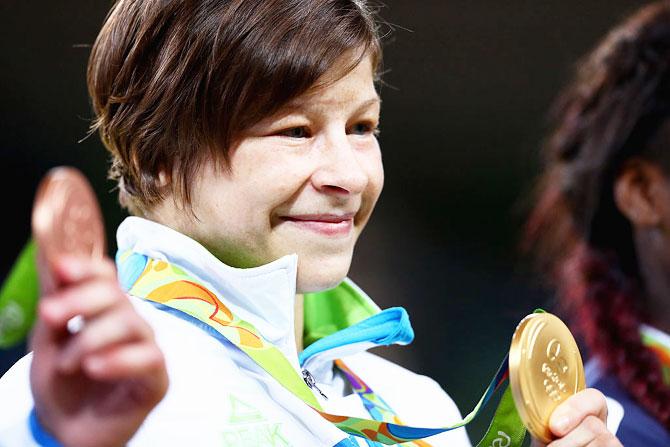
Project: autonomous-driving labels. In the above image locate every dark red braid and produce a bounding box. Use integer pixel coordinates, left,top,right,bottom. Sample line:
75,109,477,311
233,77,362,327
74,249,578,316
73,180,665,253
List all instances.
525,1,670,429
560,244,670,426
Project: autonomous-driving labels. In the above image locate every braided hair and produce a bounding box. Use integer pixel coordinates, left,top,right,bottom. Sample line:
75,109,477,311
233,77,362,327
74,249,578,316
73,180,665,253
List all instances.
526,1,670,428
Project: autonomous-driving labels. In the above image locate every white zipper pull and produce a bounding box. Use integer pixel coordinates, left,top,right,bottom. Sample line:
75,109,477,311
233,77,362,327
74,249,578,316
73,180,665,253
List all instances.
302,369,328,400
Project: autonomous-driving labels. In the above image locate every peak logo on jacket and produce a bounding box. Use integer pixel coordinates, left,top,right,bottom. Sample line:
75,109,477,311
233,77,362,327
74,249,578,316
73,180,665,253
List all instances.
222,395,291,447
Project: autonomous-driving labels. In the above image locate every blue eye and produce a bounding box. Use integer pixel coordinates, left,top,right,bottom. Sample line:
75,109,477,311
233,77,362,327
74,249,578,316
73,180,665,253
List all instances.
350,122,379,136
281,127,310,138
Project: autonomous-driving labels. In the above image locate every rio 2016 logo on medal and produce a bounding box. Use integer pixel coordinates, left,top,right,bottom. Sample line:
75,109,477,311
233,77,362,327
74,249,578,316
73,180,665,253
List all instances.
509,313,586,443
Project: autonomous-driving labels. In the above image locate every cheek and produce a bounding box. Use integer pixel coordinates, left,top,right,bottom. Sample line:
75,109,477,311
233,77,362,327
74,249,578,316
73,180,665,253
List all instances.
189,168,260,241
234,149,316,226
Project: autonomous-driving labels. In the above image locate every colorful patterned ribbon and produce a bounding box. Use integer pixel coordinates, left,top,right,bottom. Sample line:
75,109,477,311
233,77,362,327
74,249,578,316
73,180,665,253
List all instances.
335,359,434,447
119,251,527,446
641,325,670,385
335,358,518,447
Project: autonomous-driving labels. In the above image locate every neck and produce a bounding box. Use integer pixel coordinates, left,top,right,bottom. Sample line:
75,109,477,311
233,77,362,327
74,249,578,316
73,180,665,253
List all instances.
295,293,304,353
635,228,670,335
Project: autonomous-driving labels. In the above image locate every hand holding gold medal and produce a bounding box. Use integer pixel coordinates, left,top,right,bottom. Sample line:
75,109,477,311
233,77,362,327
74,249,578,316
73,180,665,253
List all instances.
507,313,621,446
509,312,586,444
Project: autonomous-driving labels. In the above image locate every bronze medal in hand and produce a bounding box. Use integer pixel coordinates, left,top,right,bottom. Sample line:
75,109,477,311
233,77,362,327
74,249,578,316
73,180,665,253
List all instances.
32,167,106,293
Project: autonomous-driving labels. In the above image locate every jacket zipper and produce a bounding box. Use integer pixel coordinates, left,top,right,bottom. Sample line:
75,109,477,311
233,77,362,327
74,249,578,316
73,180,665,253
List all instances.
302,368,328,400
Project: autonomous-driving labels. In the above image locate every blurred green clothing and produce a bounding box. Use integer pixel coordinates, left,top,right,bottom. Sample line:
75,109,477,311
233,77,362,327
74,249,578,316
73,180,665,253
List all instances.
0,241,38,348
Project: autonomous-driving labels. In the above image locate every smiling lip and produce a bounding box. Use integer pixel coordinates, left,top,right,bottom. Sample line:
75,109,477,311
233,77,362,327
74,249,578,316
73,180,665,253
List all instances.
281,213,355,237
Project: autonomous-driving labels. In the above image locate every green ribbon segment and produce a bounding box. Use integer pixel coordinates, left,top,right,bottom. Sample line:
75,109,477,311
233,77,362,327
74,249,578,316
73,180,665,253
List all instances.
476,387,527,447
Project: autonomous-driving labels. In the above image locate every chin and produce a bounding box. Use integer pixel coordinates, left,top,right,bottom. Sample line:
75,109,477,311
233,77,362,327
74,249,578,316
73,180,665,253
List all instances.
295,255,352,293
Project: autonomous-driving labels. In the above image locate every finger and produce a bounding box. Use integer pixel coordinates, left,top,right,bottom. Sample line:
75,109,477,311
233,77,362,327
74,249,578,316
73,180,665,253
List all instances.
547,415,609,447
39,279,128,329
549,389,608,437
82,342,167,382
29,317,60,352
587,432,623,447
51,256,117,285
57,308,153,373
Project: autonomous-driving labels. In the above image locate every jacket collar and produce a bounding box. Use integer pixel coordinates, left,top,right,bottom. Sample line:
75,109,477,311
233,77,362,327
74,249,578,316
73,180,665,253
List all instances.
301,281,413,378
116,216,413,373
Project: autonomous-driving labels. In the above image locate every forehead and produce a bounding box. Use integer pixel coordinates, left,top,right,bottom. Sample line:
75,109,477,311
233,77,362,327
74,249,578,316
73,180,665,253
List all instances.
286,54,379,111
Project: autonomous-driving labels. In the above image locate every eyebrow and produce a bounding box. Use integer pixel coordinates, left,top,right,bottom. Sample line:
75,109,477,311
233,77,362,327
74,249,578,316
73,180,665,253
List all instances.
282,95,382,114
354,96,382,112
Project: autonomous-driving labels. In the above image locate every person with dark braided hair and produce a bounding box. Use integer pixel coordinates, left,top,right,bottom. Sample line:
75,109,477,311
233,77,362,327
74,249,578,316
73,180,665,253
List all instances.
0,0,624,446
526,2,670,445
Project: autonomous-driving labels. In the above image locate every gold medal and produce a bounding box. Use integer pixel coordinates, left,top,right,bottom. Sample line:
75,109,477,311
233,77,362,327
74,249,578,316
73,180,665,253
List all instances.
508,312,585,443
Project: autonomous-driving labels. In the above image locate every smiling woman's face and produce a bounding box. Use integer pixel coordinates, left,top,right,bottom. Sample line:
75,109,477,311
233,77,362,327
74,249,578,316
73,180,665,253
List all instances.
151,53,383,292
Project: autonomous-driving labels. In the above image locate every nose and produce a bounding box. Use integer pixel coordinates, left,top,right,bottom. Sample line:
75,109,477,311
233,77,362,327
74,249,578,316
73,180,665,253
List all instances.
311,132,368,196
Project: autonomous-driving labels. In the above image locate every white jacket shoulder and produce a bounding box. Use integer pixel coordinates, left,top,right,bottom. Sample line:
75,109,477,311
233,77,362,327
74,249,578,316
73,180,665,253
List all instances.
0,352,34,431
0,352,38,446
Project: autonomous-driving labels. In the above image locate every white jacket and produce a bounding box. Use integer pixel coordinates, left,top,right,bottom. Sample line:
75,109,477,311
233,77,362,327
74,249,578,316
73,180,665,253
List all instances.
0,217,471,446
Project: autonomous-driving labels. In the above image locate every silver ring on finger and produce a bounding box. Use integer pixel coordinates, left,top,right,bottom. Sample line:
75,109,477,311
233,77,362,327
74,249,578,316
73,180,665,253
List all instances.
66,314,85,335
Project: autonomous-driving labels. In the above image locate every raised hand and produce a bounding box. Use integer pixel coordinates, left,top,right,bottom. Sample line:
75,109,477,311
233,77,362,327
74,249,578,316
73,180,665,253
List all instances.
532,388,622,447
30,255,168,447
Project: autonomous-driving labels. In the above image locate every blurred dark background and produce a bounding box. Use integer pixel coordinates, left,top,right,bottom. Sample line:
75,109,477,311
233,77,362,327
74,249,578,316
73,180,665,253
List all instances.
0,0,651,441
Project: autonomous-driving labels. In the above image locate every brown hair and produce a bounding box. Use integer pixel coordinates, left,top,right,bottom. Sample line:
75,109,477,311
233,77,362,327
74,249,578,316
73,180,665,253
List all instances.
526,2,670,427
87,0,382,213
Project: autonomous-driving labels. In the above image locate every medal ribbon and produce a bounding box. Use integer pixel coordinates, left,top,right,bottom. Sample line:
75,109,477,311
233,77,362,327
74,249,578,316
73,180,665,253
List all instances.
335,359,432,447
336,359,525,447
119,251,527,445
640,325,670,385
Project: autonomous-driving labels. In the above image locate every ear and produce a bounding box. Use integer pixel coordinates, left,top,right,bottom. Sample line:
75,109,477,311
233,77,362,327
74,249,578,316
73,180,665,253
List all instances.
157,170,170,187
614,158,666,228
